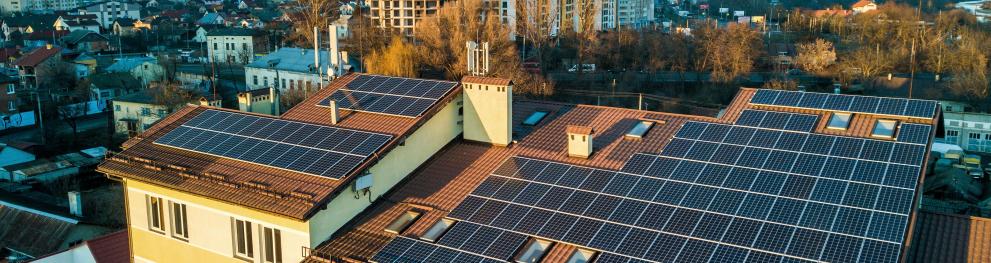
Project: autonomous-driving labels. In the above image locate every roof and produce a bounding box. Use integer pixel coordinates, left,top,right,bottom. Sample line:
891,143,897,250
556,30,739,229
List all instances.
908,211,991,263
1,14,58,30
462,76,513,86
13,47,61,67
0,201,77,256
111,88,160,104
105,56,156,72
25,30,70,41
306,88,940,262
98,73,460,220
812,9,853,17
83,230,129,263
90,73,141,90
114,18,136,27
205,27,263,36
852,0,875,8
565,125,594,135
62,30,108,44
196,13,224,25
246,48,328,73
3,159,73,176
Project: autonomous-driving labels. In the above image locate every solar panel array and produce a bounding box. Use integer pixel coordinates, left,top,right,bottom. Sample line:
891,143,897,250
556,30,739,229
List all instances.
154,109,392,179
750,89,938,119
318,75,459,117
735,110,819,133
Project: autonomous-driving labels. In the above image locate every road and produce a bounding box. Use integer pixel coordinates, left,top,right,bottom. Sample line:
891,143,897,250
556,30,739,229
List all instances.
0,113,110,143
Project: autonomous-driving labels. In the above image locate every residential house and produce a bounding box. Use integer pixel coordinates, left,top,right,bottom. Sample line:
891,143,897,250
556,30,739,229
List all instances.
0,74,19,115
236,87,279,115
195,12,225,26
97,74,944,263
0,0,79,14
244,47,348,92
852,0,879,13
53,14,101,32
940,101,991,153
22,29,69,49
32,230,130,263
13,45,62,90
0,47,21,67
61,29,110,53
110,89,171,136
76,1,142,29
206,27,267,64
112,18,151,36
0,200,112,261
0,14,57,36
105,56,164,85
89,72,140,107
192,26,210,42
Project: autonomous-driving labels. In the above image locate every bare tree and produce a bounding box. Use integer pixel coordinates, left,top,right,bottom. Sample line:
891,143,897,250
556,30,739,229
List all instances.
795,39,837,74
696,23,762,84
572,0,599,81
515,0,559,72
150,81,197,114
286,0,335,47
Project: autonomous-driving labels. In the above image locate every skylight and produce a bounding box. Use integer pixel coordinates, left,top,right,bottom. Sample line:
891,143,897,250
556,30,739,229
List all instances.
523,111,548,126
514,238,552,263
872,120,898,138
827,112,852,130
419,218,454,242
625,121,655,139
565,248,597,263
384,211,421,234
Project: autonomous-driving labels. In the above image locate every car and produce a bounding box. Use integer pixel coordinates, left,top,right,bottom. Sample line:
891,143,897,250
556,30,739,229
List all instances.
568,64,596,73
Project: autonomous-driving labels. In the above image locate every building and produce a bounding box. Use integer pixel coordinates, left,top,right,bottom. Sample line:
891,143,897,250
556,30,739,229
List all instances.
61,29,109,53
939,102,991,153
104,56,164,85
0,74,20,115
852,0,878,13
110,90,166,136
367,0,443,35
3,158,78,183
0,200,112,260
0,142,35,168
244,47,349,92
99,73,944,263
53,15,101,32
237,87,279,115
596,0,654,30
13,45,62,90
206,28,267,64
195,12,225,26
0,0,79,14
32,230,130,263
89,72,140,105
906,211,991,262
111,18,151,36
76,1,142,29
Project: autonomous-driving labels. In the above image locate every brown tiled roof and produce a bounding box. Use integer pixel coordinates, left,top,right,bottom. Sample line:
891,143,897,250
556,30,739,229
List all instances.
307,100,713,261
85,230,129,263
565,125,593,135
908,211,991,263
852,0,874,8
461,76,512,86
13,46,61,67
99,73,459,220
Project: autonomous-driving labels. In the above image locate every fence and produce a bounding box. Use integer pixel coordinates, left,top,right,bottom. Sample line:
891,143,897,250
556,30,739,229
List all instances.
0,111,36,131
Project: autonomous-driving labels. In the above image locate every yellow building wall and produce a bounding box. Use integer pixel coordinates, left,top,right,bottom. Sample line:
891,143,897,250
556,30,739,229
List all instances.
306,97,464,246
125,180,309,263
462,83,512,146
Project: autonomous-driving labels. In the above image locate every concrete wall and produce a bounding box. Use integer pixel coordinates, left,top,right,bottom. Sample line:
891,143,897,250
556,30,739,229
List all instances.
207,36,257,64
244,67,322,92
112,101,166,134
126,180,309,263
306,97,463,246
462,82,511,146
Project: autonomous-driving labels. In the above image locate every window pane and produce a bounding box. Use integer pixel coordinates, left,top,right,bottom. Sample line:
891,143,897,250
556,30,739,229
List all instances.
385,211,421,233
421,218,454,242
827,113,852,130
515,238,551,263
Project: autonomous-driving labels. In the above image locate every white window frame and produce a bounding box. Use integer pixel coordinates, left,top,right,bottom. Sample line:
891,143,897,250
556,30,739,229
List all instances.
385,210,421,234
420,218,454,242
7,101,14,112
871,119,898,138
514,238,552,263
260,226,282,263
826,112,852,130
169,201,188,240
566,248,597,263
232,218,254,260
146,195,165,233
6,83,13,94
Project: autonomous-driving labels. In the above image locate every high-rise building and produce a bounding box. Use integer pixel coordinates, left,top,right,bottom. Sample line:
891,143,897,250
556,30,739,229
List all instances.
367,0,444,35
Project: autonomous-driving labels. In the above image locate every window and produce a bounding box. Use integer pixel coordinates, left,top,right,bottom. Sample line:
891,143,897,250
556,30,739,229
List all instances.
985,134,991,141
242,43,248,50
263,77,268,87
214,43,218,50
146,195,165,233
158,109,167,116
385,210,421,233
626,121,654,139
8,101,16,111
969,133,981,139
261,226,282,263
232,218,254,259
170,201,188,240
141,107,151,116
420,218,454,242
566,248,597,263
6,83,13,94
827,113,852,130
946,130,959,137
872,120,898,138
514,238,552,263
523,111,549,126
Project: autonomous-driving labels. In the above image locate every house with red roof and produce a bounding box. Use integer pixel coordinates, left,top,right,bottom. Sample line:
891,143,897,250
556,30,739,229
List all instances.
31,230,129,263
13,45,63,90
852,0,879,13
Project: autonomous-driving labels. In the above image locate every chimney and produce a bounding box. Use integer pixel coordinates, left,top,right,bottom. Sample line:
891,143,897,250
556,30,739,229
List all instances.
67,191,83,217
329,100,339,124
461,77,513,146
566,125,594,158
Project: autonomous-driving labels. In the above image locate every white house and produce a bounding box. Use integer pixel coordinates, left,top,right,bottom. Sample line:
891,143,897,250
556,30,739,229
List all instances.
105,56,164,85
76,1,142,29
206,28,267,64
192,26,209,42
244,48,351,92
941,101,991,153
852,0,878,13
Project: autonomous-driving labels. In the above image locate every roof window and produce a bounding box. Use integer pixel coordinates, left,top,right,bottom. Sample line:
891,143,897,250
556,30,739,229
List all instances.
872,120,898,138
419,218,454,242
625,121,655,140
514,238,552,263
384,210,421,234
565,248,597,263
827,112,852,130
523,111,548,126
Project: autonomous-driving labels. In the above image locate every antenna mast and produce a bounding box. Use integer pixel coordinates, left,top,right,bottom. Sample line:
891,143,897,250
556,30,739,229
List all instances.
466,41,489,76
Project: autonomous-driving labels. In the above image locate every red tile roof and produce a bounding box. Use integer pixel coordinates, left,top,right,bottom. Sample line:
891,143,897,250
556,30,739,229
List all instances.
85,230,129,263
908,211,991,263
462,76,513,86
565,125,593,135
98,73,460,220
13,46,61,67
852,0,875,8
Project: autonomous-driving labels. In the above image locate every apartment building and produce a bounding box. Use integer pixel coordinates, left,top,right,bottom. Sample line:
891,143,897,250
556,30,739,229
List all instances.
100,69,949,262
940,101,991,153
367,0,443,35
206,28,267,64
0,0,79,14
76,1,141,29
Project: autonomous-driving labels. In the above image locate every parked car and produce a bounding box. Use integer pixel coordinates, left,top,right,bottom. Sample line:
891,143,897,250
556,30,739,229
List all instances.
568,64,596,73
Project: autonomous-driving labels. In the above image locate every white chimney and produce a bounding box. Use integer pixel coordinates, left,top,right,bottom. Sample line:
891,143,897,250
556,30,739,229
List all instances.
329,24,340,76
330,100,339,124
566,125,594,158
68,191,82,217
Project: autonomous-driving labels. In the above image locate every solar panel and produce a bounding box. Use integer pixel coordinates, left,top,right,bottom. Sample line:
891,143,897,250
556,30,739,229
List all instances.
750,89,938,119
734,110,819,133
154,109,392,179
319,75,458,117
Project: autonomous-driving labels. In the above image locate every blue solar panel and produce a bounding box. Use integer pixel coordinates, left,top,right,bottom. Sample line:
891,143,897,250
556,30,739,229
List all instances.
750,89,938,119
154,109,391,179
896,124,932,145
319,75,458,117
